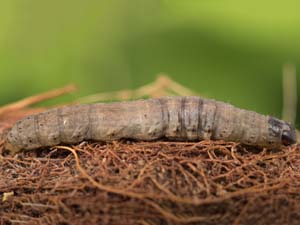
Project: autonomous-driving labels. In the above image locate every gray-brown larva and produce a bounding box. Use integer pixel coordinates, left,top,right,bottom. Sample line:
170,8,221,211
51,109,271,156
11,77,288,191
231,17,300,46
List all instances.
5,96,297,153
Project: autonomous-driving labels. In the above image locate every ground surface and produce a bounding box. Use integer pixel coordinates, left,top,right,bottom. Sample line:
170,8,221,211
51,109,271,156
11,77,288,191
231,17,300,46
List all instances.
0,109,300,225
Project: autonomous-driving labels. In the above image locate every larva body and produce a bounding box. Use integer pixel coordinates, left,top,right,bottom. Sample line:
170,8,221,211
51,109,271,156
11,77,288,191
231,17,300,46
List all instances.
5,96,296,153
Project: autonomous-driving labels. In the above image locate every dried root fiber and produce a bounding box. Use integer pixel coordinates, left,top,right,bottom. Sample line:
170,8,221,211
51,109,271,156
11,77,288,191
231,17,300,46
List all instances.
1,139,300,225
1,107,300,225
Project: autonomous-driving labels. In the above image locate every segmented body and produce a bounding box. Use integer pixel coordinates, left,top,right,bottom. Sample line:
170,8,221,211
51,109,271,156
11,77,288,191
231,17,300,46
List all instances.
5,96,296,153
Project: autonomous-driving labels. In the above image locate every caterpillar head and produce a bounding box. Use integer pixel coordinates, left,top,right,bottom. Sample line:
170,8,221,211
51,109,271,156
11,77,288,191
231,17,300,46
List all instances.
268,117,297,146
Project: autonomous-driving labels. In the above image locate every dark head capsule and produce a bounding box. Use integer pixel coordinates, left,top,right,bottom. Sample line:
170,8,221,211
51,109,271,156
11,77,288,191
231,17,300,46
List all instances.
268,117,297,146
281,122,297,146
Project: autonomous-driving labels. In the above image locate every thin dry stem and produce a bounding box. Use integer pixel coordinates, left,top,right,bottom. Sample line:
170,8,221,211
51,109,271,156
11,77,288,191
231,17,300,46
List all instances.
282,63,297,125
77,74,198,103
0,84,76,116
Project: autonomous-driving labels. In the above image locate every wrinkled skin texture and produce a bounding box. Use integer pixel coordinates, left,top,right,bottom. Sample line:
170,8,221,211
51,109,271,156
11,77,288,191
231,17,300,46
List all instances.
5,96,297,154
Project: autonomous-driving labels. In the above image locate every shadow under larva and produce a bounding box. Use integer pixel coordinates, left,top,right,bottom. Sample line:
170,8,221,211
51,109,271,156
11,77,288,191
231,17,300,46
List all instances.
5,96,297,154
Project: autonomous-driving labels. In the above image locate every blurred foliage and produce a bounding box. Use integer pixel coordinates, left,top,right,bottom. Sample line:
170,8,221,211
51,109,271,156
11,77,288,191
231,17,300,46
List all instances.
0,0,300,122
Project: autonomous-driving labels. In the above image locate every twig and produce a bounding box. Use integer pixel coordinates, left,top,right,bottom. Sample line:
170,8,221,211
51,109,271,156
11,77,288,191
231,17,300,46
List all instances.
282,63,297,125
76,74,198,103
0,84,76,116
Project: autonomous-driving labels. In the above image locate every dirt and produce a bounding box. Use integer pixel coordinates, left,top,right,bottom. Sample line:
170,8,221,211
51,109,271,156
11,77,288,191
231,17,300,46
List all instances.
0,109,300,225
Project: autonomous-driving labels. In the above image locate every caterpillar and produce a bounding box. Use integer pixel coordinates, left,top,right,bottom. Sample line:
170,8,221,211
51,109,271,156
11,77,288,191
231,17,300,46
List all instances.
5,96,296,153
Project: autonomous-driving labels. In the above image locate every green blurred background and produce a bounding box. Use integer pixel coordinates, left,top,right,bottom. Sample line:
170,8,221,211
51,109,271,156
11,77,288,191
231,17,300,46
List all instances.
1,0,299,123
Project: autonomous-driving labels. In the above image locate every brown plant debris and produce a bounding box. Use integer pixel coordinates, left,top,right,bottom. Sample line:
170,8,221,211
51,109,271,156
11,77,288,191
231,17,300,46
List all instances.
0,84,76,116
76,74,198,103
0,138,300,225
